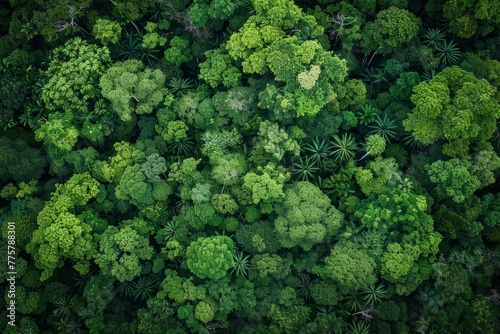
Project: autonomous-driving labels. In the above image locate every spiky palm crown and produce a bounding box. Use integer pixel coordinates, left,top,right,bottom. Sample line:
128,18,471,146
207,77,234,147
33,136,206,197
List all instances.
421,68,437,81
316,305,336,315
167,137,195,156
421,28,446,49
116,31,160,66
53,295,73,319
360,67,376,84
344,291,366,312
435,40,461,66
117,280,134,298
302,136,334,165
130,275,162,301
367,114,398,142
402,132,424,151
54,317,84,334
162,219,179,243
312,176,328,192
347,319,370,334
360,282,387,306
167,77,195,98
295,274,315,301
330,133,358,163
73,271,94,291
231,250,251,277
356,105,379,125
292,156,320,182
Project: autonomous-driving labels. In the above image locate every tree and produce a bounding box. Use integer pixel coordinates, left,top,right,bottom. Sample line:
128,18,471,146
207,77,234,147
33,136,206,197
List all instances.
426,158,481,203
198,48,242,88
355,157,402,196
100,59,167,121
314,240,377,295
34,111,79,166
355,188,442,294
93,19,122,45
199,0,348,120
403,66,500,156
94,225,154,282
274,182,344,250
26,173,100,281
164,36,192,66
98,141,146,183
443,0,500,38
210,152,248,188
188,0,235,27
79,274,115,332
142,22,167,49
42,37,111,114
251,253,293,281
242,163,290,213
362,7,421,53
251,120,300,162
201,128,242,156
235,221,281,255
115,164,154,206
186,236,235,280
0,135,47,183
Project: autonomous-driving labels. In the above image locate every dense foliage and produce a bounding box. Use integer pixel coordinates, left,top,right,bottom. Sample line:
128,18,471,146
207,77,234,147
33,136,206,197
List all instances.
1,0,499,333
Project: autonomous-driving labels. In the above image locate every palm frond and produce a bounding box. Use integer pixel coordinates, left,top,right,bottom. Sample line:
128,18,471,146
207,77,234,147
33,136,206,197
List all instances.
347,319,370,334
421,28,446,49
167,137,195,156
296,274,315,301
129,274,162,301
53,295,73,319
231,250,250,277
167,77,195,97
356,105,379,125
435,40,461,66
302,136,334,165
292,156,320,182
330,133,358,163
367,114,398,142
360,282,387,306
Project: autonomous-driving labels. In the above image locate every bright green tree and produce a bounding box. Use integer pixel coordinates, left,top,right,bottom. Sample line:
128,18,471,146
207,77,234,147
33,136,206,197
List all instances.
164,36,192,66
186,236,235,280
403,66,500,156
92,19,122,45
274,182,344,250
362,6,421,53
242,163,290,213
426,158,481,203
26,173,100,281
314,240,377,294
42,37,111,114
100,59,167,121
94,225,154,282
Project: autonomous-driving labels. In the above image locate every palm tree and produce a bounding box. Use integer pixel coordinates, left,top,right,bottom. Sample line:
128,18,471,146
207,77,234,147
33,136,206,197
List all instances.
331,133,358,163
367,114,398,142
302,136,334,165
292,156,320,182
231,250,250,277
356,105,379,125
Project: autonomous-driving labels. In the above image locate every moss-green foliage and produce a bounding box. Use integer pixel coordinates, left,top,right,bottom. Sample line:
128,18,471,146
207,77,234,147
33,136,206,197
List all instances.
0,136,47,183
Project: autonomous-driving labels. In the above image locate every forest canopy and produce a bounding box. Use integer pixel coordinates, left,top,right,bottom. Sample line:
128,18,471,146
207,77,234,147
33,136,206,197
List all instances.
1,0,500,333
